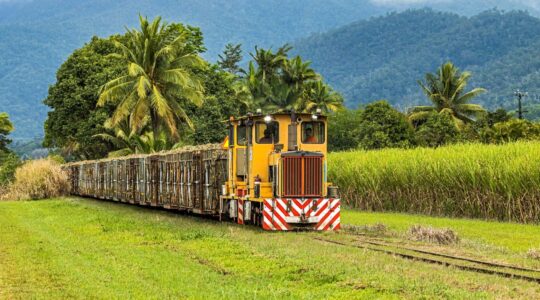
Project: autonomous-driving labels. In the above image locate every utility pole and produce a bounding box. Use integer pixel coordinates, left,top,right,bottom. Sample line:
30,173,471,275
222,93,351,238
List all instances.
514,90,528,119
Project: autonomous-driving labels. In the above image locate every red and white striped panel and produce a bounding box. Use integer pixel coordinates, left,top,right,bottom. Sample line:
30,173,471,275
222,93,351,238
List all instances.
237,199,244,225
262,198,340,231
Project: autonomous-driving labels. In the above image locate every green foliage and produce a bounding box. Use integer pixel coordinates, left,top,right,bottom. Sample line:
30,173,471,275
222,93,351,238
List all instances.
43,36,125,160
217,43,243,75
97,16,207,143
484,108,513,126
415,112,460,147
184,65,240,144
0,112,14,153
294,9,540,112
357,101,414,150
489,119,540,143
410,61,486,128
0,152,21,186
237,45,343,114
327,109,363,152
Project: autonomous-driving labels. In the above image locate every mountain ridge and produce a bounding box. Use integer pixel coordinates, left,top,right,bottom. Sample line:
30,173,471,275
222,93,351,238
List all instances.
1,0,540,138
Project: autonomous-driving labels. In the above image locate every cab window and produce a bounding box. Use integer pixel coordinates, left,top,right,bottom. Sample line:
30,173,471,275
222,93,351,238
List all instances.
237,124,247,146
302,122,325,144
255,121,279,144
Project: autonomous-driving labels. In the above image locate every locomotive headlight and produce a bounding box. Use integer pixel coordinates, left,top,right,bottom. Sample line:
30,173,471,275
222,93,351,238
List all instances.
264,115,272,123
311,114,318,120
316,108,322,114
256,108,262,115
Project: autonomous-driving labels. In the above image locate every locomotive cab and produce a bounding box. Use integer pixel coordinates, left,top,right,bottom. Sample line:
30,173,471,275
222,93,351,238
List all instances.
223,111,341,231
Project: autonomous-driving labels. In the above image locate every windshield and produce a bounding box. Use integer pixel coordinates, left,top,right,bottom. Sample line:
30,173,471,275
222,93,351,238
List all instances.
255,121,279,144
301,122,325,144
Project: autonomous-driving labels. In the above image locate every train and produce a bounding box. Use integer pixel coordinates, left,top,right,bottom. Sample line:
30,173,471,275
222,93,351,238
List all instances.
64,111,341,231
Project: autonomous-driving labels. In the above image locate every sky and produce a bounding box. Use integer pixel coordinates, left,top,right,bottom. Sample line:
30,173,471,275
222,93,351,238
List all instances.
370,0,539,7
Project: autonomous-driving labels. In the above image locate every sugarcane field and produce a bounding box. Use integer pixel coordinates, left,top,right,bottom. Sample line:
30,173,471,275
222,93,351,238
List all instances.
2,1,540,299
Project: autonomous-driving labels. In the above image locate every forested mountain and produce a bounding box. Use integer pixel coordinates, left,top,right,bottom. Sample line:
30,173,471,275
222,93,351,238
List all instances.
294,9,540,113
1,0,540,138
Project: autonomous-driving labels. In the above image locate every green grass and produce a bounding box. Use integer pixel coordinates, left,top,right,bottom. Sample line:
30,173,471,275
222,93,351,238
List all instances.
1,198,540,299
343,210,540,253
329,141,540,223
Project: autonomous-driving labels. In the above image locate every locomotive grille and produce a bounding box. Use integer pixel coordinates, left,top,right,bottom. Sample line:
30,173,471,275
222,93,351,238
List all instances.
282,154,323,197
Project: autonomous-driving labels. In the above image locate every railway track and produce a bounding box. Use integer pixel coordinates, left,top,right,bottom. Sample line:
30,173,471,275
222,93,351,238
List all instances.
313,235,540,284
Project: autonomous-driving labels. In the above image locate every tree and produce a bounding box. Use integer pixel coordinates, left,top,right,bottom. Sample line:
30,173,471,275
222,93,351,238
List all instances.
415,112,459,147
43,36,125,160
410,62,486,128
0,113,19,186
217,43,243,75
0,112,14,153
328,108,363,151
184,65,241,144
358,101,415,150
490,119,540,143
236,45,343,113
302,81,344,113
98,16,207,142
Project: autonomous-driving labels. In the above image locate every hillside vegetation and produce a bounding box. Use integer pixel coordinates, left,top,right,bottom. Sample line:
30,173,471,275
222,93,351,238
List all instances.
3,1,540,138
0,0,381,139
329,141,540,223
294,9,540,116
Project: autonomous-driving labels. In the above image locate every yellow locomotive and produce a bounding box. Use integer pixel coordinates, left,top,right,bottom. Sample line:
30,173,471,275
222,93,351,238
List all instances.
65,110,340,231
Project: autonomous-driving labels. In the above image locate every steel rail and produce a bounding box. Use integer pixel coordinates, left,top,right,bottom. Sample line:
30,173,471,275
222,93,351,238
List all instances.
313,236,540,284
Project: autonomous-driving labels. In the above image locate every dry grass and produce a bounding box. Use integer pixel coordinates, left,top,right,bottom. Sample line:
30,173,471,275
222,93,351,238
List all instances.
342,223,387,235
1,158,69,200
527,248,540,260
408,225,460,245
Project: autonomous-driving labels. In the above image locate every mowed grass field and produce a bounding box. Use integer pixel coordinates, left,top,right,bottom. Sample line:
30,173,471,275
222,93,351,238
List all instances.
1,198,540,299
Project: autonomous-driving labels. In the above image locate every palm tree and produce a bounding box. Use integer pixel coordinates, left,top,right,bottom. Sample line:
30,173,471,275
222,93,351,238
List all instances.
94,121,178,157
93,121,137,157
282,56,319,91
249,45,290,83
98,15,206,142
410,62,486,128
301,81,344,113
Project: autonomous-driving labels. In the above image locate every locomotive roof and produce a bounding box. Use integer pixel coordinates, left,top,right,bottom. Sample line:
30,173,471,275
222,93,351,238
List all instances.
231,111,327,121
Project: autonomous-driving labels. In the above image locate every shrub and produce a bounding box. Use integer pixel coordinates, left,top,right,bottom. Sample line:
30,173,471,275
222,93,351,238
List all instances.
328,108,363,152
486,119,540,143
415,112,459,147
2,158,69,200
357,101,415,150
0,152,21,186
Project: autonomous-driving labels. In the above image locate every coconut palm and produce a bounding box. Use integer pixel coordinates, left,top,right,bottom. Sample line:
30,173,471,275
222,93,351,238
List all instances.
249,45,290,83
98,15,206,142
94,121,178,157
410,62,486,128
301,81,344,113
282,56,319,91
